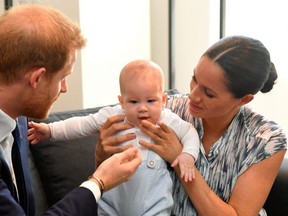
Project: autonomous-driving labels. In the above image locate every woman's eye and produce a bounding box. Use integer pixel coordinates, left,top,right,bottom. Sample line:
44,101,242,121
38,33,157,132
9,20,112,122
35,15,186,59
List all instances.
205,91,215,98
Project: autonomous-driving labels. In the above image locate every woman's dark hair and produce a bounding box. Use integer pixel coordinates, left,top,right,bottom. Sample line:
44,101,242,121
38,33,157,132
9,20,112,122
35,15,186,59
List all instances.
204,35,277,98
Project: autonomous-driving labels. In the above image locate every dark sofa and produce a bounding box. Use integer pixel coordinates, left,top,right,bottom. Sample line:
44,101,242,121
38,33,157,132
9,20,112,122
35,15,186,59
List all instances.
28,105,288,216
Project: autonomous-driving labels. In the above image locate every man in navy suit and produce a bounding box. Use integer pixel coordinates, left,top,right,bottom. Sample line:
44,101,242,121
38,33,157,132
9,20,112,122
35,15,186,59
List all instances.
0,4,141,216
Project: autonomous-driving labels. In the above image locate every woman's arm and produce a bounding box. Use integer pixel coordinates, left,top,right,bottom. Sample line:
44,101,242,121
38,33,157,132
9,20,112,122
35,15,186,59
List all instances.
139,119,286,216
175,150,285,216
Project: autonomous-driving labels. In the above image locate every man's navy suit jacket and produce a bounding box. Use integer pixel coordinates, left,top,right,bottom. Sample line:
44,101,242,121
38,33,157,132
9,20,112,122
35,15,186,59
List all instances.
0,116,98,216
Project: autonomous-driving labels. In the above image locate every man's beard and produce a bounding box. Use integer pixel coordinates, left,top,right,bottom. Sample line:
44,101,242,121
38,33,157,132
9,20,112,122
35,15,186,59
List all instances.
23,91,55,120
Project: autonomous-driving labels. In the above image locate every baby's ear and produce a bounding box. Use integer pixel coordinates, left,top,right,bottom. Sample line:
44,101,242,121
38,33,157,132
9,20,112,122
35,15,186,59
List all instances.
118,95,124,108
162,93,168,106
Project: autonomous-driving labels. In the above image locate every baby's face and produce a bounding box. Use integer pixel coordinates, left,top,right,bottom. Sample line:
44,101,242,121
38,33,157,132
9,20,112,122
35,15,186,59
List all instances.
119,80,166,128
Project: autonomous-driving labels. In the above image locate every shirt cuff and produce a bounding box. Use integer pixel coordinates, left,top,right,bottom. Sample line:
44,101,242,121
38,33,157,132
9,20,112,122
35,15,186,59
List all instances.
80,181,101,202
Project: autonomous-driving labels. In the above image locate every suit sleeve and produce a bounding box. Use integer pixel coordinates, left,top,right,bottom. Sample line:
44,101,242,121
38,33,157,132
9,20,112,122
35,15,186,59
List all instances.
42,187,98,216
0,179,26,216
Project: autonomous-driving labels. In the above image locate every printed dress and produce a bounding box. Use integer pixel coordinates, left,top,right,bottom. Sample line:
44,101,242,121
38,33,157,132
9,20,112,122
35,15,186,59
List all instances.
165,94,287,216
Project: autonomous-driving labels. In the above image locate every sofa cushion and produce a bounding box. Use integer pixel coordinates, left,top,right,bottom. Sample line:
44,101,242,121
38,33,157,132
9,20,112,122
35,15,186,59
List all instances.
29,107,104,206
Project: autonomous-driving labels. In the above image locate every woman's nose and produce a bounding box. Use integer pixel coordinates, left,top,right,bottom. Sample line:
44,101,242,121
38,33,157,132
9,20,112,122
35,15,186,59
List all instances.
189,87,201,102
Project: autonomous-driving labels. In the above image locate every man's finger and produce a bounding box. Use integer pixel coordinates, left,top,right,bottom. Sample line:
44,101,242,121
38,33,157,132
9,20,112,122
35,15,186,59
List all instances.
115,147,139,163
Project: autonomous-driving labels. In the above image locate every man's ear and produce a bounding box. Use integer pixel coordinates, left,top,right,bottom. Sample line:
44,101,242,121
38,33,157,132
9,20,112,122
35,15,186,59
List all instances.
118,95,124,108
239,94,254,106
29,67,46,89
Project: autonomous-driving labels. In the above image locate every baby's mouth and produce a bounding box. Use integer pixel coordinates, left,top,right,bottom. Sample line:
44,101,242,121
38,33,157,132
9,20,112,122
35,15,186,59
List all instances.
138,117,149,121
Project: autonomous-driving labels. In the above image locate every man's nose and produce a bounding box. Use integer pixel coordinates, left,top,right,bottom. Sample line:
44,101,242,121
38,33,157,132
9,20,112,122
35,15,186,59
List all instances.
61,79,68,93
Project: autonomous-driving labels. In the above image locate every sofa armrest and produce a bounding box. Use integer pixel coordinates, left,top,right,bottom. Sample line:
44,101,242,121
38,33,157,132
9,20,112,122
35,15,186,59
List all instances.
263,157,288,215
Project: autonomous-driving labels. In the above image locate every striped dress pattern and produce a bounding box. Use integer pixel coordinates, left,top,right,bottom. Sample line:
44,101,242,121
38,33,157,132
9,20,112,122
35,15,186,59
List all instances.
165,94,287,216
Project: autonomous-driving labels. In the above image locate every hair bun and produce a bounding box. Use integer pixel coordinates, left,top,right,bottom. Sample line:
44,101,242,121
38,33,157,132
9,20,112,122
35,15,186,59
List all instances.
261,62,278,93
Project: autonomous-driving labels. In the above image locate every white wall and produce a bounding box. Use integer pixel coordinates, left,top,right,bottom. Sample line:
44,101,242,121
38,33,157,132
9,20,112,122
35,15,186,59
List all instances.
225,0,288,138
249,77,288,136
79,0,151,108
173,0,219,94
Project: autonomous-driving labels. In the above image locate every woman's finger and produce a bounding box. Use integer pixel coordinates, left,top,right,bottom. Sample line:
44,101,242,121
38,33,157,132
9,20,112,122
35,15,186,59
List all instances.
101,114,126,130
139,121,163,142
100,115,127,138
139,139,163,154
157,121,173,134
99,115,134,146
104,144,132,156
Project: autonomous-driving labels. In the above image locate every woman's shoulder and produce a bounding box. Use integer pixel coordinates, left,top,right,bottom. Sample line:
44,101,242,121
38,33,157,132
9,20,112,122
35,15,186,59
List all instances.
236,106,287,170
240,106,287,154
241,106,285,138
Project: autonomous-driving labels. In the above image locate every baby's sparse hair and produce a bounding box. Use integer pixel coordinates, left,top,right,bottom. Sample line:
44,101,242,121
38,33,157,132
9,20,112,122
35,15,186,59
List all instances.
119,59,164,94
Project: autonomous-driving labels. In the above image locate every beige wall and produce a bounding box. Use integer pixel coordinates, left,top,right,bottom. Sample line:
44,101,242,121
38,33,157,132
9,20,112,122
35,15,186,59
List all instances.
16,0,151,111
150,0,169,89
0,0,4,14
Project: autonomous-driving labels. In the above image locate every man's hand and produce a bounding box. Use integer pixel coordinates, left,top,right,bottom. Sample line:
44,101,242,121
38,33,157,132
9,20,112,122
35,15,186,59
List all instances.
93,147,141,191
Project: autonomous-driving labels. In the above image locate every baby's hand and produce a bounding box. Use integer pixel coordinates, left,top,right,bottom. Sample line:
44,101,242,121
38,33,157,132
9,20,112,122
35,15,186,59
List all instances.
28,121,51,144
171,153,195,182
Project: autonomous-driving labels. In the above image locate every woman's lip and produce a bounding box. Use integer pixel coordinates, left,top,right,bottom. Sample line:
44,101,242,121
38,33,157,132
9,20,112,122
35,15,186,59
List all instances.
189,102,202,111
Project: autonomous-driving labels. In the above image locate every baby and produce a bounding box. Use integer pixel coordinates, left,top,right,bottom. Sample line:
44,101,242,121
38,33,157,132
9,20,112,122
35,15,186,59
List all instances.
28,59,200,216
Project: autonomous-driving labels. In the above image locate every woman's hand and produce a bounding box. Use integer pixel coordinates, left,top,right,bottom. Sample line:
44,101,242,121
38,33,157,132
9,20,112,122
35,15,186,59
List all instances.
139,120,182,164
95,114,136,166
